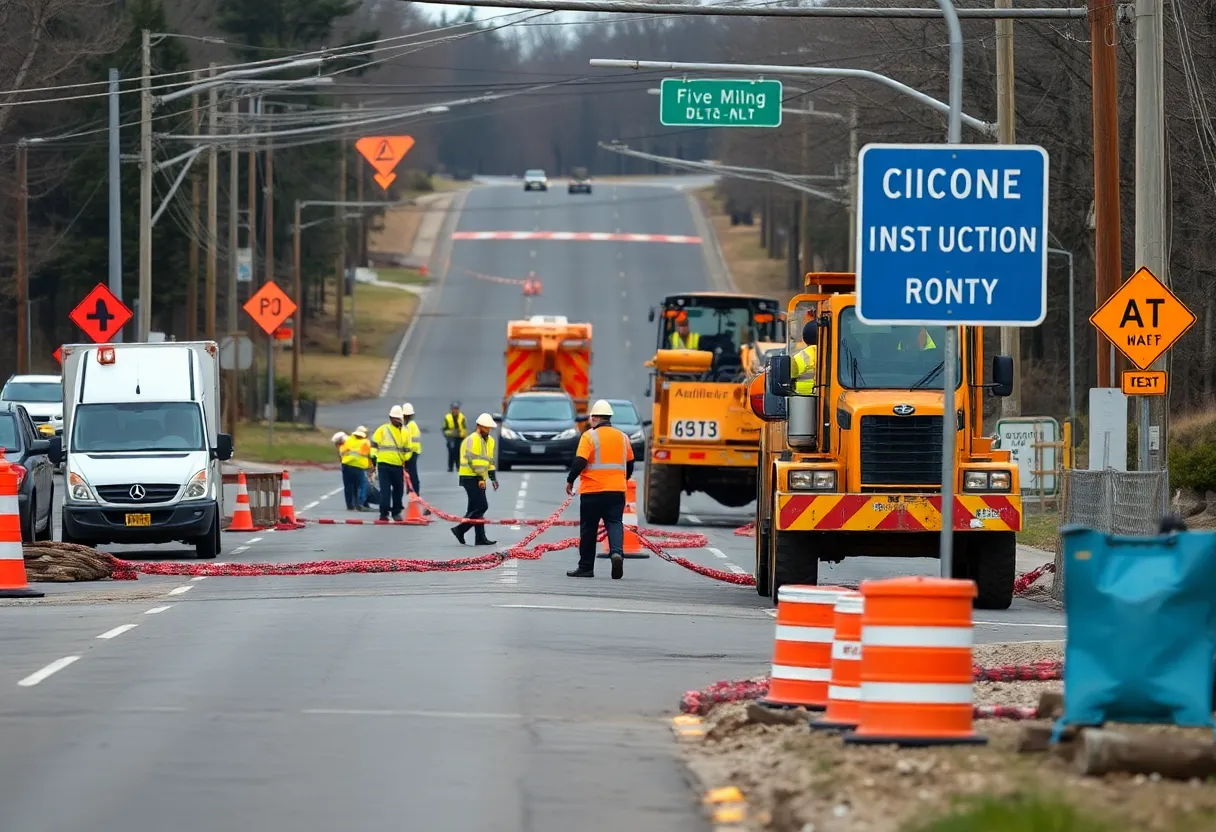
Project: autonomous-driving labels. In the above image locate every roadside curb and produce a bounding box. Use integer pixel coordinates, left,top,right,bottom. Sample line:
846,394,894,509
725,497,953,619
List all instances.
670,715,754,831
685,185,737,292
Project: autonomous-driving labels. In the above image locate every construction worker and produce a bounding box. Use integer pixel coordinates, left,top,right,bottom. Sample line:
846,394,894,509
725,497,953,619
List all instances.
565,399,634,581
371,405,410,522
400,402,427,514
443,401,467,473
790,318,818,395
897,327,937,351
452,413,499,546
340,427,372,511
668,313,701,349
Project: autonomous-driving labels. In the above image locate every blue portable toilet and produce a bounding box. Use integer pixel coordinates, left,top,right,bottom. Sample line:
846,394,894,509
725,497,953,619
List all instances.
1057,522,1216,731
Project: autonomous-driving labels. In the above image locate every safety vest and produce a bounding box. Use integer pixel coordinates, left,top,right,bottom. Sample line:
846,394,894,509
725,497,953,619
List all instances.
459,433,496,479
404,420,422,456
791,345,817,395
670,331,700,349
897,330,937,350
340,436,371,469
576,425,632,494
443,412,467,439
371,423,413,466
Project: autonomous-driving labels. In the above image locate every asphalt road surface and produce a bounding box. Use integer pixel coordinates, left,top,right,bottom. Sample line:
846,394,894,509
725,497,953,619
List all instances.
0,182,1065,832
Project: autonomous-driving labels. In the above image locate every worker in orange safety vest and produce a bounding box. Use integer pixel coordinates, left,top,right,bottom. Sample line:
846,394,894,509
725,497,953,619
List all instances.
565,399,635,580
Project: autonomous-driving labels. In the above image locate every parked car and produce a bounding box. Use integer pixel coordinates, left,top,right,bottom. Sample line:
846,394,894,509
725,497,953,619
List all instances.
495,391,581,471
0,402,59,542
605,398,649,460
523,169,548,191
1,374,63,437
568,167,592,194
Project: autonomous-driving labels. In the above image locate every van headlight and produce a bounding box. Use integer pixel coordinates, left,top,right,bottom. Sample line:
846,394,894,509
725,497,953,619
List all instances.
184,469,208,500
68,471,95,501
789,470,836,491
500,427,520,440
963,470,1011,492
554,428,578,440
629,429,644,441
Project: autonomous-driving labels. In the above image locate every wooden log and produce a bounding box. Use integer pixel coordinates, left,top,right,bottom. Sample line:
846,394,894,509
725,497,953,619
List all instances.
1075,728,1216,779
1037,690,1064,720
1016,722,1077,755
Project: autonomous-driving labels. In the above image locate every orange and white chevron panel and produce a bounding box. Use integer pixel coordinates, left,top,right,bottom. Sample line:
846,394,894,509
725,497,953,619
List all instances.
776,494,1022,533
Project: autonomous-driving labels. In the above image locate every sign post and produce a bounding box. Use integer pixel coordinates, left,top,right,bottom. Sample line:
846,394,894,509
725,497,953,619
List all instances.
355,136,415,191
856,143,1049,577
658,78,783,128
69,283,134,343
243,280,298,446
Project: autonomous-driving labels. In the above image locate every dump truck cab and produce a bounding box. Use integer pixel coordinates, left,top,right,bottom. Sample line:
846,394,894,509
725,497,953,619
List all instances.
503,315,592,415
643,292,784,524
750,273,1021,609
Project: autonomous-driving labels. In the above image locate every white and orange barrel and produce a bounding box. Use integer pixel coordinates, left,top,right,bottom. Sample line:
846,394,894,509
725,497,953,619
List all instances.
0,451,42,598
810,591,863,730
758,585,847,710
844,576,986,746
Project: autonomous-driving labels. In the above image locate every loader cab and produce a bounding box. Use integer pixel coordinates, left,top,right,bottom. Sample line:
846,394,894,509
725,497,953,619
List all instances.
651,293,784,383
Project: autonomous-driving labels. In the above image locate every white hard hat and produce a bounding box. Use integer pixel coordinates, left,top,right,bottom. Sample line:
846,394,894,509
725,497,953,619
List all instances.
401,402,415,416
476,413,496,429
331,431,348,444
389,405,404,419
590,399,614,417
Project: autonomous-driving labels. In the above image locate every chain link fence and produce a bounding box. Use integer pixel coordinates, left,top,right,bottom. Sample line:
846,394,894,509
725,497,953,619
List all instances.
1050,470,1169,601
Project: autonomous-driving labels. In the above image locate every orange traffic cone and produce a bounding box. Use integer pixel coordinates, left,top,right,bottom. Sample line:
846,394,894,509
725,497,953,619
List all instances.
534,279,543,296
402,491,431,525
0,451,42,598
522,279,533,296
226,471,256,532
279,470,298,525
600,479,648,559
419,264,429,277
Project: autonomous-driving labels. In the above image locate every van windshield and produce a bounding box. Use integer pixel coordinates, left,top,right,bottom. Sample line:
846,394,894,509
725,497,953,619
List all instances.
73,402,206,452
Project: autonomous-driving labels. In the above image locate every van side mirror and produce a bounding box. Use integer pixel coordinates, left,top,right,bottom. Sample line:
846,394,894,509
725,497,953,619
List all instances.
214,433,234,461
989,355,1014,397
641,419,652,427
766,354,792,397
492,413,504,423
648,307,655,323
30,438,51,455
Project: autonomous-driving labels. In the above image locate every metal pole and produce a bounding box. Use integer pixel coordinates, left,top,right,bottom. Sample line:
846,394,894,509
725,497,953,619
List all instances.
15,142,28,374
226,94,239,436
268,332,275,446
186,72,199,341
205,64,218,341
1089,0,1122,389
292,200,302,408
336,106,348,347
1059,248,1077,445
1135,0,1166,472
995,0,1018,417
138,29,152,342
265,105,276,431
247,96,258,288
108,68,124,343
937,0,963,579
847,105,859,272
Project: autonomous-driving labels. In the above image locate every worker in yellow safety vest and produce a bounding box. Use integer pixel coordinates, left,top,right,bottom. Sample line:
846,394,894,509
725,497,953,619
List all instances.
372,405,412,522
399,402,428,514
897,328,937,351
443,401,467,473
340,427,372,511
565,399,635,581
452,413,499,546
668,313,701,349
789,318,819,395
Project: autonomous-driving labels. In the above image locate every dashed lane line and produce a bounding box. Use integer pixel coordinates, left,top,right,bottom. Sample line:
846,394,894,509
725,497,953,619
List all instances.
18,657,80,687
97,624,138,640
708,547,728,559
725,563,747,575
167,585,193,596
144,606,172,615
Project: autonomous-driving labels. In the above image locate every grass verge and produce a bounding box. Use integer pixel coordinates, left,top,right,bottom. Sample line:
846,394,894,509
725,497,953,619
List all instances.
903,794,1113,832
234,421,336,465
373,267,430,285
1018,507,1060,551
693,186,790,300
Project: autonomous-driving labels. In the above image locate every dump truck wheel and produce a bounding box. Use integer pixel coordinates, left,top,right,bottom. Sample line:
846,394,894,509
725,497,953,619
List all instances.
771,530,818,604
644,462,682,525
973,531,1016,610
755,521,771,597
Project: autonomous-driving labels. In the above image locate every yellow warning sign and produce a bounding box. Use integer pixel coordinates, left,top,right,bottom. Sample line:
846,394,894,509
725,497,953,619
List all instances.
1121,370,1168,396
354,135,415,190
1089,266,1195,370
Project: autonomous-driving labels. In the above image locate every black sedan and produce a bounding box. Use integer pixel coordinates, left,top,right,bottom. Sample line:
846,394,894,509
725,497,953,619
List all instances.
0,402,59,542
495,391,582,471
605,398,649,460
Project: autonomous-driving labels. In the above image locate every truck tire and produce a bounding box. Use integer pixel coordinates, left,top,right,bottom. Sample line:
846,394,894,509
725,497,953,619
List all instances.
195,516,219,560
972,531,1016,610
771,530,818,604
34,486,53,541
60,518,78,545
645,462,682,525
755,521,772,597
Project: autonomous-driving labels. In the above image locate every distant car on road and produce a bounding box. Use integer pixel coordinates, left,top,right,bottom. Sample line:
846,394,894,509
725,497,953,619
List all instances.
1,374,63,437
605,398,649,460
523,169,548,191
496,391,581,471
0,401,59,542
568,167,592,194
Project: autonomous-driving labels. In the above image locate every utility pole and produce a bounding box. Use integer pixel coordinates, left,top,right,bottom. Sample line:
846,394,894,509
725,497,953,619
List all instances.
205,63,218,341
995,0,1019,417
186,71,200,341
1089,0,1122,389
264,102,277,420
292,200,302,407
15,142,28,374
138,29,152,342
108,68,124,343
847,104,858,272
247,96,258,288
335,110,348,349
226,94,240,435
1135,0,1166,473
799,128,809,277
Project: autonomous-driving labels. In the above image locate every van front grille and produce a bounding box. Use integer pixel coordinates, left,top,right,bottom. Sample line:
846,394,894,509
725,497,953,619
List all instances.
96,483,181,504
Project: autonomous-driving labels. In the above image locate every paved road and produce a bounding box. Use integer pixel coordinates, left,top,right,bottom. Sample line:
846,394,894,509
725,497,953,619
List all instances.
0,182,1064,832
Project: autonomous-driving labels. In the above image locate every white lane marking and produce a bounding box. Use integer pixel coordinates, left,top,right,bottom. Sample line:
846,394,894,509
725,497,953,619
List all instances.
764,609,777,618
619,271,625,279
231,546,249,554
144,606,172,615
247,537,263,544
498,559,519,585
510,525,522,530
18,656,80,687
684,513,702,524
514,500,526,512
97,624,138,640
191,576,207,582
708,547,728,559
301,500,320,512
495,604,745,617
725,563,747,575
167,585,193,596
531,249,536,258
621,315,628,322
975,620,1065,629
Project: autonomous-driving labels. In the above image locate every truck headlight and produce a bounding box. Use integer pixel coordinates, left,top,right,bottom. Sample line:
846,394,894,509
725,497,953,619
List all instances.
554,428,578,440
500,427,520,440
963,470,1011,492
184,469,208,500
789,470,836,491
68,471,95,502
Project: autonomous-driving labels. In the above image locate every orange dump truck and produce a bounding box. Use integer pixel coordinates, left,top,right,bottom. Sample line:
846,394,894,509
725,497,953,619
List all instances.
503,315,593,414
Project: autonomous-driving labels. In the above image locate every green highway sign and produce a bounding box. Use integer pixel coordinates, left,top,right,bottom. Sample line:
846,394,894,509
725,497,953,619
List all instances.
659,78,783,128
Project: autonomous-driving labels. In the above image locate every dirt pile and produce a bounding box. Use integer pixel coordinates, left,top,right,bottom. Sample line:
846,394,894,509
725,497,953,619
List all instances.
23,542,121,582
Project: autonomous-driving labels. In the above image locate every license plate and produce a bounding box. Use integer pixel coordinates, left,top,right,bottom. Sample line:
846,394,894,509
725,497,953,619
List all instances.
670,419,720,441
531,444,546,454
125,513,152,527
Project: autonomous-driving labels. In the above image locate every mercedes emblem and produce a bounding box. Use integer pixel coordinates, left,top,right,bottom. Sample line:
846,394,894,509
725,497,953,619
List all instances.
129,484,146,500
892,404,915,416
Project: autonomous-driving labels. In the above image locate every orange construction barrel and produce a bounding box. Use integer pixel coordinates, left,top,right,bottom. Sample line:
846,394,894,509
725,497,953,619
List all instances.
810,590,863,730
758,585,847,710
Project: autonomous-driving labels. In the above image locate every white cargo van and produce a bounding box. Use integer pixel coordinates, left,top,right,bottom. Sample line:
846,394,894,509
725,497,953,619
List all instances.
60,341,234,558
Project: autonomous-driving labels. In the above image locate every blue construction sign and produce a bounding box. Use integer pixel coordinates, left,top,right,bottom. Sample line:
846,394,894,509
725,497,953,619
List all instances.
855,143,1049,327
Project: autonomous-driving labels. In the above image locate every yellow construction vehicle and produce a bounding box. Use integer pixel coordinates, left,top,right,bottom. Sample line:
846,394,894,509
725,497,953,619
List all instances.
748,273,1021,609
503,315,592,415
643,293,784,523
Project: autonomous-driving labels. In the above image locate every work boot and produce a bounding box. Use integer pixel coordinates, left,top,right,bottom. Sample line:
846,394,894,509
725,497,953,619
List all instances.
451,528,467,545
379,514,389,522
610,553,624,580
474,538,497,546
566,568,594,578
392,513,404,522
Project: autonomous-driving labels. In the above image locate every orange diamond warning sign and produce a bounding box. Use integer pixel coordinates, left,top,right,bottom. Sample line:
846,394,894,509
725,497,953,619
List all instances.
1089,266,1195,370
355,135,415,190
